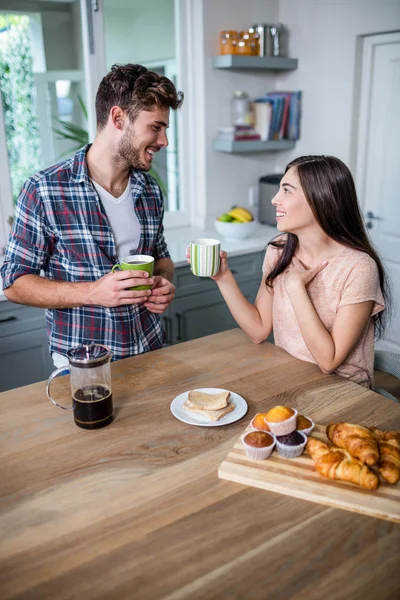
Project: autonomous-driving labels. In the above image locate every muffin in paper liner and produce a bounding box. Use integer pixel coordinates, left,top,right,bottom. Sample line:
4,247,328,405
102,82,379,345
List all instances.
275,430,307,459
264,408,298,436
241,431,276,460
250,412,271,432
296,415,315,437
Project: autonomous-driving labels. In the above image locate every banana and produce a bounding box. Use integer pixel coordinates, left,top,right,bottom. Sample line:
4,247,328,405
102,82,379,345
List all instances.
228,207,253,223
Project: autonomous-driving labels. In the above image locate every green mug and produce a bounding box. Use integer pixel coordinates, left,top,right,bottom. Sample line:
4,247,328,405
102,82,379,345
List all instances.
112,255,155,290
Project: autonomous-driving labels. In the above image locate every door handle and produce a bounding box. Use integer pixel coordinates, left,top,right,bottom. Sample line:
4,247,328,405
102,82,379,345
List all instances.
0,316,17,324
365,211,383,230
176,313,184,342
366,211,382,220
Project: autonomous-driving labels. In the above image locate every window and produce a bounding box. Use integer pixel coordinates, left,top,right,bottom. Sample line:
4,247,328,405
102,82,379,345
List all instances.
0,4,87,252
0,0,201,251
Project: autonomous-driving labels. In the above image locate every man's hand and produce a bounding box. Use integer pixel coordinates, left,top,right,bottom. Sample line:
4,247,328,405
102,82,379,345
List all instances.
89,270,153,307
144,275,175,314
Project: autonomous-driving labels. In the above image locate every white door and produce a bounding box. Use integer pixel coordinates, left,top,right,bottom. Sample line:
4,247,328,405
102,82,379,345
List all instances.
356,32,400,352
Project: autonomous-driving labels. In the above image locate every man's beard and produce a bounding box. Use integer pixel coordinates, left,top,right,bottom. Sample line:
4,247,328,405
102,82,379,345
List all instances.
118,126,149,171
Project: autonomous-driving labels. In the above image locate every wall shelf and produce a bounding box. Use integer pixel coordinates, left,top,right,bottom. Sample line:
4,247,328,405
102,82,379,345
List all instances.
212,55,298,71
213,139,296,153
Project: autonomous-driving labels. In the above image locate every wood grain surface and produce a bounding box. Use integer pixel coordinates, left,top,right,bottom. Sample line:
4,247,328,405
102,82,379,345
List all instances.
219,423,400,522
1,329,400,600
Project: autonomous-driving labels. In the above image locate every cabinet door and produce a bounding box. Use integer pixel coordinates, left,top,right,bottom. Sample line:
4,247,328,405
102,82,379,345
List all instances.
174,252,264,299
0,328,54,392
160,307,174,346
170,286,256,344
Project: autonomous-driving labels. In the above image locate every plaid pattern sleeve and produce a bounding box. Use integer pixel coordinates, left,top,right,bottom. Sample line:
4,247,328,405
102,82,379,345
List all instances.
1,178,55,289
1,146,171,361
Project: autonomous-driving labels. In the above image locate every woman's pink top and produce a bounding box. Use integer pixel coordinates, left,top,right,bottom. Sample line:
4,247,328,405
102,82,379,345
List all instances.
263,243,385,388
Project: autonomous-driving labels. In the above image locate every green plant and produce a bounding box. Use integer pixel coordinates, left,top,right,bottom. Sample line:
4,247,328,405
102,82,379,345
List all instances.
53,94,89,153
0,13,41,204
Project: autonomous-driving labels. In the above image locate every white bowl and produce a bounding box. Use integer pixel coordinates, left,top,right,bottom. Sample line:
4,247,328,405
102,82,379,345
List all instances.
214,219,259,239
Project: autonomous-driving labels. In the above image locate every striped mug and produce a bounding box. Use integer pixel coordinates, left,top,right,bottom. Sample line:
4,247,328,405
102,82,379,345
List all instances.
189,238,221,277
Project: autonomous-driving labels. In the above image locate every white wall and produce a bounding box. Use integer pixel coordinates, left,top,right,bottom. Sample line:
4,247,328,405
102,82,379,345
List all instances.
202,0,280,222
202,0,400,221
103,0,175,68
278,0,400,171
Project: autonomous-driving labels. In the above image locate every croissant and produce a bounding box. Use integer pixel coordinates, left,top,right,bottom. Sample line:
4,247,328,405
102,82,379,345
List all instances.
369,427,400,485
306,438,379,490
326,422,380,466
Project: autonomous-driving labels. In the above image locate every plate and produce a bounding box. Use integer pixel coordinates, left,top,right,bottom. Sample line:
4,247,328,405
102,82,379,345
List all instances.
170,387,248,427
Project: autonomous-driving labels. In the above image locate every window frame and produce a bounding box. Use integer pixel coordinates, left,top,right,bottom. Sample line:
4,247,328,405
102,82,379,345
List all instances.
82,0,206,229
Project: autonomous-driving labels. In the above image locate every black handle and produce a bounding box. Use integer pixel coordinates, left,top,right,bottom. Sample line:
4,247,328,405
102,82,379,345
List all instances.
366,211,382,220
162,316,172,345
231,269,238,275
0,316,17,324
176,313,184,342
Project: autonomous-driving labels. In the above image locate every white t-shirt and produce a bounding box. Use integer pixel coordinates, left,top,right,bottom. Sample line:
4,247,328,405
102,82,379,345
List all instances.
91,178,141,259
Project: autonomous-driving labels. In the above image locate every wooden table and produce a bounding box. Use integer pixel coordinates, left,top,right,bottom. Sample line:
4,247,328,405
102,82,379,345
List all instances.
1,329,399,600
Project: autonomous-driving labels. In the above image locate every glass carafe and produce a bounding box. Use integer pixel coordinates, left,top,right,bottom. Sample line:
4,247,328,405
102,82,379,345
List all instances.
46,344,113,430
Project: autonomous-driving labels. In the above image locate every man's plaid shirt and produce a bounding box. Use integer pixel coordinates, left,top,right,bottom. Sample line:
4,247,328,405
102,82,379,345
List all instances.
1,145,171,360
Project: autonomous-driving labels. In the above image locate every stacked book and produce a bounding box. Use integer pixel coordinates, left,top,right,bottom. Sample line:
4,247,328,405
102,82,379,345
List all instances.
251,91,302,142
216,125,261,142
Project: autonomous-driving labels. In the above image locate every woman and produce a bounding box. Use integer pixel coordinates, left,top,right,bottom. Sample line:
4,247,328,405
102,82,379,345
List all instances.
200,155,390,388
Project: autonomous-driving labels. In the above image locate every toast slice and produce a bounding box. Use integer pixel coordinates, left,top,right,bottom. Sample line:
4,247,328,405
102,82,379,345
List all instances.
187,390,230,410
183,400,236,422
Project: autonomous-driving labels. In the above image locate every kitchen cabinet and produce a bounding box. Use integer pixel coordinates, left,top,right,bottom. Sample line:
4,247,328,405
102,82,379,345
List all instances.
0,302,54,392
162,251,268,345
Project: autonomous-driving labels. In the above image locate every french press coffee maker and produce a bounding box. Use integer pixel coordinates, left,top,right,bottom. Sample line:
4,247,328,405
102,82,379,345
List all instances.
46,344,113,430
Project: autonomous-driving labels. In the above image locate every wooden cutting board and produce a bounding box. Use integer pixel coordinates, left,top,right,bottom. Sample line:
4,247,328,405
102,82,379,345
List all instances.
218,423,400,523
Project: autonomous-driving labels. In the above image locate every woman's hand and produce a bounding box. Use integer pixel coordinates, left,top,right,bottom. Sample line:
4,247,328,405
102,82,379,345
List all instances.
211,251,230,281
186,249,232,281
285,258,328,291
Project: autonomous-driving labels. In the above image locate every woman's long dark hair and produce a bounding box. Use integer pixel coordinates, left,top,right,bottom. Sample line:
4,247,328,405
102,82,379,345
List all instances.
266,155,391,338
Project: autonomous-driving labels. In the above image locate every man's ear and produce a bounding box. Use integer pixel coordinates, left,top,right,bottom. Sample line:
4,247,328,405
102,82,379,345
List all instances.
110,106,125,130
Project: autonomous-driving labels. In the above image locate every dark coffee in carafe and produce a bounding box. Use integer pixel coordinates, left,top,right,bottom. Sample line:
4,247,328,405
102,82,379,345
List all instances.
72,384,113,429
46,344,114,430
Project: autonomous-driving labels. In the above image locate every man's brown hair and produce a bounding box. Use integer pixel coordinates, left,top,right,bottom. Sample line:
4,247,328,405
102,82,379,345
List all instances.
95,63,184,129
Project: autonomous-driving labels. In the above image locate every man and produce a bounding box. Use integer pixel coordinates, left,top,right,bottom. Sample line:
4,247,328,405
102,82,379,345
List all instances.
1,64,184,365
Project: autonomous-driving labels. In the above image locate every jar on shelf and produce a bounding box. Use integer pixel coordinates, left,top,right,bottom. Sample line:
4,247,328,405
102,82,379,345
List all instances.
248,28,260,56
231,91,250,126
236,31,252,56
251,23,289,57
220,30,238,55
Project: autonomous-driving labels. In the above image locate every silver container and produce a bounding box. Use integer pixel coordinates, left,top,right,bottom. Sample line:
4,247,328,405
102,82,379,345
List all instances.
259,174,283,225
251,23,289,57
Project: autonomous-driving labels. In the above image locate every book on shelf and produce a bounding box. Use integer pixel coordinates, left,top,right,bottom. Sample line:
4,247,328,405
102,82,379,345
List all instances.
216,125,261,142
252,91,301,142
251,100,272,141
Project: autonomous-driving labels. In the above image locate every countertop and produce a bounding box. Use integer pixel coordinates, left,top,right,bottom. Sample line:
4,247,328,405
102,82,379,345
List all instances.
166,223,277,267
1,329,399,599
0,223,278,302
